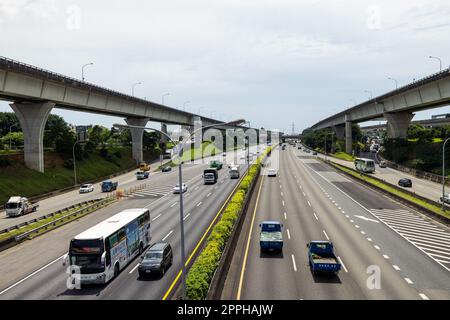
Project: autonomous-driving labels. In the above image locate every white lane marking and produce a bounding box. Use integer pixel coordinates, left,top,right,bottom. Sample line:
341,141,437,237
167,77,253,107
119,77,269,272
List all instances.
302,192,306,197
284,212,287,220
323,230,330,240
281,191,284,197
207,192,212,198
152,214,162,221
405,278,414,285
282,200,285,207
162,230,174,241
291,254,297,272
354,215,380,223
342,211,346,214
170,202,177,208
338,256,348,273
195,186,199,191
350,220,354,223
367,238,373,242
196,202,202,207
360,231,366,235
393,265,401,271
374,245,381,250
287,229,291,240
183,213,191,221
307,201,311,207
0,254,66,295
355,225,360,229
419,293,430,300
345,215,350,218
313,213,319,221
383,255,390,259
129,263,140,274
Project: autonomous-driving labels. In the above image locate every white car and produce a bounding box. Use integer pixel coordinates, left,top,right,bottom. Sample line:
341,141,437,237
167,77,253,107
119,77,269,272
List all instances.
79,184,94,193
173,183,188,194
268,169,277,177
440,193,450,204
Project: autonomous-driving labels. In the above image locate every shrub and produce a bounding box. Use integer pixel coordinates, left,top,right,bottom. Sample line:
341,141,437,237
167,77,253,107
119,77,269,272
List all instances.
0,157,11,167
63,159,74,169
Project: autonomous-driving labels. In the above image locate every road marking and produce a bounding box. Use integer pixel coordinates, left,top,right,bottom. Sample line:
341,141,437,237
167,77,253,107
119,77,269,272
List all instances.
162,230,173,241
374,245,381,250
207,192,212,198
383,255,390,259
129,263,140,274
152,214,162,221
393,265,401,271
237,174,265,300
287,229,291,240
367,238,373,242
307,200,311,207
284,212,287,220
291,254,297,272
281,191,284,197
337,256,348,273
195,186,199,191
354,215,380,223
282,200,285,207
313,213,319,221
170,202,177,208
323,230,330,240
183,213,191,221
196,202,202,207
355,225,360,229
342,211,345,214
419,293,430,300
405,278,414,285
345,215,350,218
360,231,366,235
0,254,66,296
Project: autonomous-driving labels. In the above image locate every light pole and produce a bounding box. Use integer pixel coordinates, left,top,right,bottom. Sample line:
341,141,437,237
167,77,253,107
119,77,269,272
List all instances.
81,63,94,82
162,93,170,105
132,82,142,96
9,124,17,151
324,132,334,161
113,117,245,300
443,137,450,211
429,55,443,72
388,77,398,89
73,136,80,186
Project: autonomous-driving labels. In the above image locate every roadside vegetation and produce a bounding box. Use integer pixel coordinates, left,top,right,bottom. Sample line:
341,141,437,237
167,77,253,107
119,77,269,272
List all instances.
185,147,271,300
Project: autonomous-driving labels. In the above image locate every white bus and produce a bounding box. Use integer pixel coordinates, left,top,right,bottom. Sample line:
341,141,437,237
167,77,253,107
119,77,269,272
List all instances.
354,158,375,173
63,208,151,286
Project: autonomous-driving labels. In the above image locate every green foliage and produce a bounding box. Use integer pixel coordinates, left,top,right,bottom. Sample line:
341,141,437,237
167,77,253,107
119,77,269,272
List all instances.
0,157,11,167
186,148,271,300
0,131,24,148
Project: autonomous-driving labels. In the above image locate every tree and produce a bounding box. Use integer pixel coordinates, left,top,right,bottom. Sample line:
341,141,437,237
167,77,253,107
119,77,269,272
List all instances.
0,112,20,137
0,131,24,149
88,125,110,147
44,114,72,149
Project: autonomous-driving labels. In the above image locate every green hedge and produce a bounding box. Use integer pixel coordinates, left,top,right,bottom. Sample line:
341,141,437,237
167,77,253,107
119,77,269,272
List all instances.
186,147,271,300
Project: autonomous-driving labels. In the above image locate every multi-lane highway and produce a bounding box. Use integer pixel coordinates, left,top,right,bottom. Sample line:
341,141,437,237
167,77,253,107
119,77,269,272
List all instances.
222,145,450,300
310,147,444,202
0,146,261,300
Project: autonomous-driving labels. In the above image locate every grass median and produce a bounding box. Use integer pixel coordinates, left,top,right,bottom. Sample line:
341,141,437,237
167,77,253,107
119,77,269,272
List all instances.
185,147,271,300
330,162,450,220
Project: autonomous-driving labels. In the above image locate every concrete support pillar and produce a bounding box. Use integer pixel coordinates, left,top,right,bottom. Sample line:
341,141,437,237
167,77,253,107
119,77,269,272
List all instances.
333,125,345,140
345,119,352,154
161,123,168,142
384,112,415,139
182,125,193,135
10,101,55,172
125,117,150,164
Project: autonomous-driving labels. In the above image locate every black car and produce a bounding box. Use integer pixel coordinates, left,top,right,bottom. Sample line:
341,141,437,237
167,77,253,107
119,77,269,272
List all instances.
398,178,412,188
138,242,173,277
162,166,172,172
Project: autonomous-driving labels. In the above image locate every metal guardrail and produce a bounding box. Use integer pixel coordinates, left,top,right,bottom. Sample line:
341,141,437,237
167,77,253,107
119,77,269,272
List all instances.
13,198,113,242
0,199,100,235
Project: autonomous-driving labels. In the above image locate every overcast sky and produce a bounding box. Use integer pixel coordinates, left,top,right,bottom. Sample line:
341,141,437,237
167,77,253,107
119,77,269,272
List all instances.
1,0,449,133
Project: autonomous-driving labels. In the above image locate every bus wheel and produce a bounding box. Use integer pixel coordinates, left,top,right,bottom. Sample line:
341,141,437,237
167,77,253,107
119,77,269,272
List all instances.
114,264,119,278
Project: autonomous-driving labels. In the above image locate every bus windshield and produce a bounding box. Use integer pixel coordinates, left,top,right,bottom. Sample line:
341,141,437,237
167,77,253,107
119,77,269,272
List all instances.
5,202,20,209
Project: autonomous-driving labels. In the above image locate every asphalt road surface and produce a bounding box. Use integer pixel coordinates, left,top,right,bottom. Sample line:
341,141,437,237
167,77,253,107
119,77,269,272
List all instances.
222,145,450,300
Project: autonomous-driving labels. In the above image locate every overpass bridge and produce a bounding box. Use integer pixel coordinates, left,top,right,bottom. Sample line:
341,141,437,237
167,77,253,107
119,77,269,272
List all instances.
0,57,263,172
361,116,450,134
310,68,450,153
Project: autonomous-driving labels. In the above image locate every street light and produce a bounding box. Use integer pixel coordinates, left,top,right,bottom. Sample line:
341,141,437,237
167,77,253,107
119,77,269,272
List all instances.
442,137,450,211
388,77,398,89
81,63,94,82
162,93,170,105
429,55,443,72
113,117,244,300
9,124,17,151
324,132,334,161
132,82,142,96
73,136,80,186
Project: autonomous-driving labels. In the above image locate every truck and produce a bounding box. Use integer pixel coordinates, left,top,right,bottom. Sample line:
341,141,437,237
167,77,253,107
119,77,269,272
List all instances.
101,181,118,192
209,160,223,170
5,196,39,217
136,171,149,180
163,149,172,159
307,241,341,275
139,162,150,172
203,168,218,184
229,166,240,179
259,221,283,253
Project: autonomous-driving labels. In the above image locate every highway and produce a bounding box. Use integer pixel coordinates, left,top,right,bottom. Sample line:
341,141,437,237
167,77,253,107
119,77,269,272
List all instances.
222,145,450,300
0,146,261,300
309,146,444,202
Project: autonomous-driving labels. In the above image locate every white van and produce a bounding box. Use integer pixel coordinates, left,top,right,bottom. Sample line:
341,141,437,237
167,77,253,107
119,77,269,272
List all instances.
229,166,240,179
